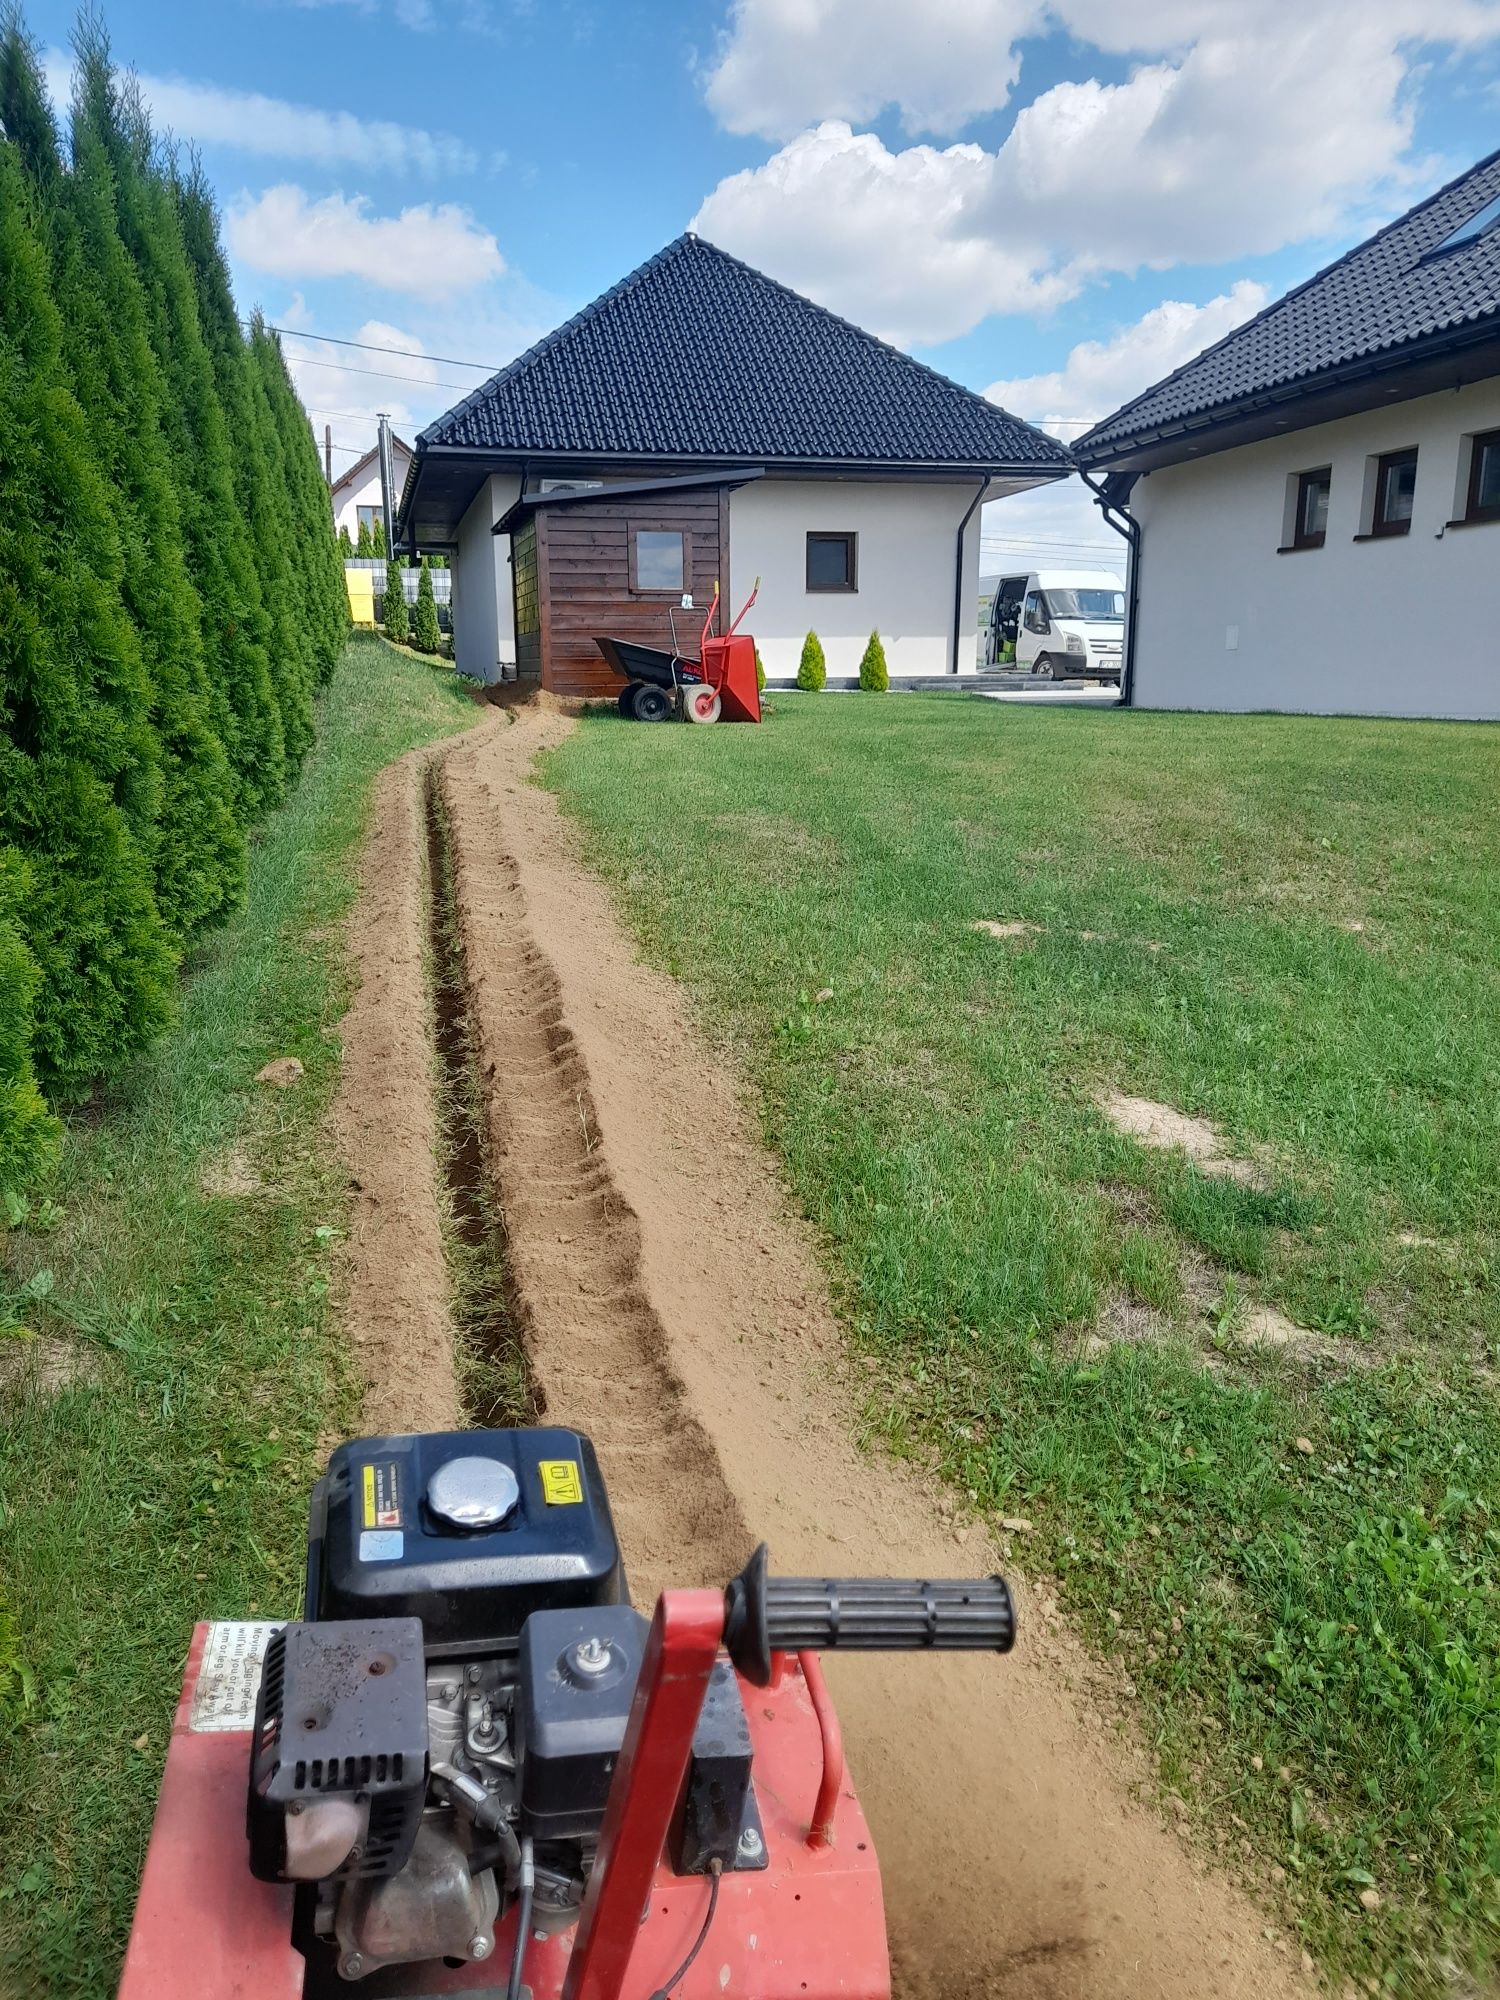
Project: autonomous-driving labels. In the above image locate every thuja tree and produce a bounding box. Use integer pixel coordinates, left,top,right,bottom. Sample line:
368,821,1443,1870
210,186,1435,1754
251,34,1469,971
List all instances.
0,847,57,1196
0,136,174,1096
412,557,440,654
338,524,354,557
858,630,889,691
383,556,409,645
796,631,826,691
253,317,347,687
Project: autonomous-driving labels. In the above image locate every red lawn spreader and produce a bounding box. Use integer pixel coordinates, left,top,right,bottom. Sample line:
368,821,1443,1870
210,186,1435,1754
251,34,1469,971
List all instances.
119,1425,1014,2000
595,582,761,724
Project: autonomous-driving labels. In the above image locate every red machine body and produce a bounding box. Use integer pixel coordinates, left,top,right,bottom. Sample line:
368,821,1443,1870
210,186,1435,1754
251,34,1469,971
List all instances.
120,1597,888,2000
699,634,760,724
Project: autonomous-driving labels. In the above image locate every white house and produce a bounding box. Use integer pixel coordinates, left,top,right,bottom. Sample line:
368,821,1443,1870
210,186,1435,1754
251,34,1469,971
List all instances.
1074,149,1500,722
394,235,1071,693
330,434,412,549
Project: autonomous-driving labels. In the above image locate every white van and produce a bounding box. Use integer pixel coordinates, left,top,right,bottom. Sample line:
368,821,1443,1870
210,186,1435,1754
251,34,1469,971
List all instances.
983,568,1125,682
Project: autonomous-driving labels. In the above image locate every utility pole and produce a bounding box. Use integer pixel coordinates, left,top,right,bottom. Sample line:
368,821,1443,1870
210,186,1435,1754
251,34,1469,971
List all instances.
324,423,332,485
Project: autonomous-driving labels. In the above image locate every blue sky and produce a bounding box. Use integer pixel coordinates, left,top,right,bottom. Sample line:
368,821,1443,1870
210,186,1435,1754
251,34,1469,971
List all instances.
31,0,1500,567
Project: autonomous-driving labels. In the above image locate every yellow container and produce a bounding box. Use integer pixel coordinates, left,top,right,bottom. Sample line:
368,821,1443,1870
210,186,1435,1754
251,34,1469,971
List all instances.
345,564,376,629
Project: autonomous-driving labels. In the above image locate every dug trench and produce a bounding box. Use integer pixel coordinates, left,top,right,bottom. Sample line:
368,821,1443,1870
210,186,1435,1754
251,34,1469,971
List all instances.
335,709,1313,2000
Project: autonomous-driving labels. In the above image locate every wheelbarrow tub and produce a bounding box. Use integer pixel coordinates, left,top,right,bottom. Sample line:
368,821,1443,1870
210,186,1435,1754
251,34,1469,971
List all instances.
594,637,703,688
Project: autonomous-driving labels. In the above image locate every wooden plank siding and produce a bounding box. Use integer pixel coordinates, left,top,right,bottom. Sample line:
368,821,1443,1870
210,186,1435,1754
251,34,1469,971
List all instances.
527,488,726,696
512,515,540,681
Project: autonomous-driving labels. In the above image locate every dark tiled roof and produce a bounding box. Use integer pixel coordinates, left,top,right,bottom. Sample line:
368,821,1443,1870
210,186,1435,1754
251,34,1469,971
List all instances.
420,234,1069,471
1077,149,1500,463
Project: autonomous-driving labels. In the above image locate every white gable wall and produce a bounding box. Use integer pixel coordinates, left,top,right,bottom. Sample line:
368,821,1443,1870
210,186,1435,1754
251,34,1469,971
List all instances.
330,443,412,542
1131,377,1500,719
728,478,985,678
454,473,521,683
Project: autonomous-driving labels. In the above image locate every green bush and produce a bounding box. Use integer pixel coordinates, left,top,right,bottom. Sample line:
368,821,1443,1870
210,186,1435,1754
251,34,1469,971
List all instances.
858,629,889,691
355,518,372,558
796,630,825,691
383,557,409,645
337,524,354,557
412,558,441,655
754,646,766,693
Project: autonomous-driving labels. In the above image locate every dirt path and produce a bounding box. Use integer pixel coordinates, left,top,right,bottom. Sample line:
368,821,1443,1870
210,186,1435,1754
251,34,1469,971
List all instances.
338,707,1313,2000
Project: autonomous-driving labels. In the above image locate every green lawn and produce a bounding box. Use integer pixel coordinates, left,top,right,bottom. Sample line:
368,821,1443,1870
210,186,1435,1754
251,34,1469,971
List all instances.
542,692,1500,1995
0,635,478,1998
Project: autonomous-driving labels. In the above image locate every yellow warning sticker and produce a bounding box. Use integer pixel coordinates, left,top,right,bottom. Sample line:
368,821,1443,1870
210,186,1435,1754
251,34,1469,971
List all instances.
362,1463,377,1529
539,1459,583,1506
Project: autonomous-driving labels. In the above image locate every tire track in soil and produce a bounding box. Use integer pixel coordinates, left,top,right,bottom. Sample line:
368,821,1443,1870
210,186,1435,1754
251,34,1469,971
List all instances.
345,711,1313,2000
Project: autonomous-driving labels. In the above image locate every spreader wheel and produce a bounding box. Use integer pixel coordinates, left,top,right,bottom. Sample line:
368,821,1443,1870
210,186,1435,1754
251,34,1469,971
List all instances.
682,686,723,724
631,683,672,723
617,683,639,717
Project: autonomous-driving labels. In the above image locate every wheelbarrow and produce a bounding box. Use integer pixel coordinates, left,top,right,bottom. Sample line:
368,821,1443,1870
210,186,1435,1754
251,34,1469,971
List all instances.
596,580,761,723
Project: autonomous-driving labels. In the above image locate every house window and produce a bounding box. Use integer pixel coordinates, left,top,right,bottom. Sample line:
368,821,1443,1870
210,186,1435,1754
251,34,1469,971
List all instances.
357,504,385,540
1463,428,1500,523
630,529,686,593
1370,448,1418,537
1291,467,1331,549
806,531,858,592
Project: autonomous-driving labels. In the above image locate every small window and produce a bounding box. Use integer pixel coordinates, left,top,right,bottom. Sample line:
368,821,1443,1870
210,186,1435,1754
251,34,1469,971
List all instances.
806,531,857,592
1426,189,1500,259
357,504,384,536
1464,428,1500,523
1370,448,1417,538
1292,467,1331,549
630,529,686,593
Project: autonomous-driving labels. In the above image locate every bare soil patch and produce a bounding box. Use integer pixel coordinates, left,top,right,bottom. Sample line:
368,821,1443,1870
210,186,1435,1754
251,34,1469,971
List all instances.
405,712,1313,2000
1097,1088,1265,1186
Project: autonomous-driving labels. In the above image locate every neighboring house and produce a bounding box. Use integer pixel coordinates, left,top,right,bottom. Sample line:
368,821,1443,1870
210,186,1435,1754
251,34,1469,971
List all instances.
395,235,1070,691
330,434,413,547
1074,149,1500,722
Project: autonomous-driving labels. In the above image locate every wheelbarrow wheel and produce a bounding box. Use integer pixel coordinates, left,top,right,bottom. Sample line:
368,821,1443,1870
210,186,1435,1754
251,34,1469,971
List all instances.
630,683,672,723
683,686,722,724
617,683,639,717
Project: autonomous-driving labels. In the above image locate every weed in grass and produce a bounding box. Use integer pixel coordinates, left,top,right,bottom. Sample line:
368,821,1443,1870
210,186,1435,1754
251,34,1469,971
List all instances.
0,636,478,1998
542,694,1500,1994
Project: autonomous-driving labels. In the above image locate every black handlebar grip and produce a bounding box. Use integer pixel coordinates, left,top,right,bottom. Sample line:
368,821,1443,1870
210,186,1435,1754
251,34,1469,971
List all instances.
723,1543,1015,1687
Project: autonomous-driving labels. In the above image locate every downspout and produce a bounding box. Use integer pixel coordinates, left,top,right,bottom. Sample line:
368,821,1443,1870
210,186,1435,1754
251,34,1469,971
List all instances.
1079,469,1141,707
951,476,992,674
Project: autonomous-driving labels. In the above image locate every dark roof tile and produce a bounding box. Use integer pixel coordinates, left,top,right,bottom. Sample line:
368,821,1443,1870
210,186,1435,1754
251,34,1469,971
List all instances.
420,235,1068,471
1077,149,1500,462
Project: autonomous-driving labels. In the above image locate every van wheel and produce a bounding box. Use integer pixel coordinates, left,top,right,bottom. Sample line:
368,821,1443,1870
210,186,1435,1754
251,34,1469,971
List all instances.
1033,656,1056,679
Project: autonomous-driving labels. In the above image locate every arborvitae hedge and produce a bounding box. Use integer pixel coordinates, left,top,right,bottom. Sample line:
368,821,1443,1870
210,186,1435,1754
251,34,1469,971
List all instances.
412,559,440,654
0,7,346,1178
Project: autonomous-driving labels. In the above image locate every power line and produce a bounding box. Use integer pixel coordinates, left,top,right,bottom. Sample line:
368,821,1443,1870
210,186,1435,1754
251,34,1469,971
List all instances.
283,352,479,393
262,322,498,371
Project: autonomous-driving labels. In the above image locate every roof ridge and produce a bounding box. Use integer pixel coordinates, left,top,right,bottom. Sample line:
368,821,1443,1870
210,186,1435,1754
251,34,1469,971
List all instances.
682,230,1060,448
421,238,697,446
1077,144,1500,457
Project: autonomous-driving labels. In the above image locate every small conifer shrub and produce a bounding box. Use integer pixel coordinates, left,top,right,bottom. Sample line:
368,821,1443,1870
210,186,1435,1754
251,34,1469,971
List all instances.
858,630,889,691
796,631,825,691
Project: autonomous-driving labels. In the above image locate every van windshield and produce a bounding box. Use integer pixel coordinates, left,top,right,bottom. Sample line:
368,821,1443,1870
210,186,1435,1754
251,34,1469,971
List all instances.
1048,588,1124,620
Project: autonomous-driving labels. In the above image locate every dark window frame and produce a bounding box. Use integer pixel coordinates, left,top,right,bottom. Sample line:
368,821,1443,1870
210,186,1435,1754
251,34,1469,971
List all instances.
1291,466,1332,550
1463,428,1500,524
806,530,858,593
1370,448,1418,538
628,526,689,595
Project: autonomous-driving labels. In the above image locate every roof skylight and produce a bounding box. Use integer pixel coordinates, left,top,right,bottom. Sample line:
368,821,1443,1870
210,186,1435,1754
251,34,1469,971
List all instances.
1428,190,1500,257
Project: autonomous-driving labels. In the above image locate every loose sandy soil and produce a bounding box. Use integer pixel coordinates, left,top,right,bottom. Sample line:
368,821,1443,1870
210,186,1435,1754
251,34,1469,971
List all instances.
335,707,1313,2000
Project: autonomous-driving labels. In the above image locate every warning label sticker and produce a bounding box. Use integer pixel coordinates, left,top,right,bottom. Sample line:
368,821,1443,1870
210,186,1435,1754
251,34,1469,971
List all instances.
361,1459,403,1530
359,1530,404,1563
189,1620,284,1734
539,1459,583,1505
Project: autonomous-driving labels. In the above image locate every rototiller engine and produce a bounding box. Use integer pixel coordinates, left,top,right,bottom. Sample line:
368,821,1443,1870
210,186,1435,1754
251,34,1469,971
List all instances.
120,1426,1014,1999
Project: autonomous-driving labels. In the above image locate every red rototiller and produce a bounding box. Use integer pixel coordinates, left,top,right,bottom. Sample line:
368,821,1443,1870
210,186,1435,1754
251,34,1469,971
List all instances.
119,1425,1014,1999
594,581,762,724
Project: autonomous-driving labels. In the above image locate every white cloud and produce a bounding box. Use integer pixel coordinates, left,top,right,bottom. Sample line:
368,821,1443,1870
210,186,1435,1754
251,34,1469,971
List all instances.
703,0,1044,140
228,186,505,296
42,47,477,175
985,281,1269,435
693,123,1075,346
694,4,1500,345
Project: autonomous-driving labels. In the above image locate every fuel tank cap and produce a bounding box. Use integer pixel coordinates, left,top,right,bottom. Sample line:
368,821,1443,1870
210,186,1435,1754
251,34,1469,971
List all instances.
427,1454,520,1531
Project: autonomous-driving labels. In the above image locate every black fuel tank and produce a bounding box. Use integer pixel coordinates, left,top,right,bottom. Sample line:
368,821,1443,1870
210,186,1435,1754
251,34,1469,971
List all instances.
306,1429,626,1656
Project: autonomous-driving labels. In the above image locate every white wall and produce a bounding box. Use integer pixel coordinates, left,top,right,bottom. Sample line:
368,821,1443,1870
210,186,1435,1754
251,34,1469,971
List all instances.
728,478,985,678
330,446,411,542
454,473,521,684
1132,377,1500,720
